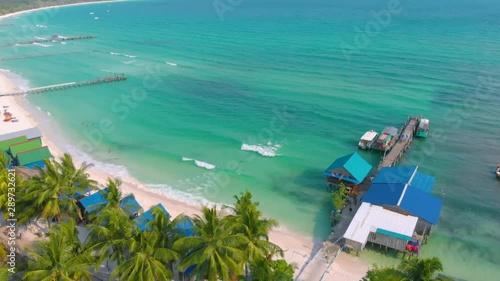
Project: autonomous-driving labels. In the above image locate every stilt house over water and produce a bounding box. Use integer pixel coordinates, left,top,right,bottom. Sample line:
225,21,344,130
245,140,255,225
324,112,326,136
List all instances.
344,166,443,255
323,152,372,189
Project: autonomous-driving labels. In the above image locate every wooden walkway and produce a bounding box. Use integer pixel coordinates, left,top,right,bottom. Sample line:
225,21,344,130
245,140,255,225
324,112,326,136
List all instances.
0,35,96,47
0,74,127,97
376,116,419,172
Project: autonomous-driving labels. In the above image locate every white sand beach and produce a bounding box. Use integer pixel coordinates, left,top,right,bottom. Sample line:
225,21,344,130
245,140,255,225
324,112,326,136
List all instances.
0,0,122,21
0,3,370,278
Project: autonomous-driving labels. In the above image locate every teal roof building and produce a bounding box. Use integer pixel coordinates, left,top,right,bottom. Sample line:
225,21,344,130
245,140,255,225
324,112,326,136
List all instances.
323,152,372,184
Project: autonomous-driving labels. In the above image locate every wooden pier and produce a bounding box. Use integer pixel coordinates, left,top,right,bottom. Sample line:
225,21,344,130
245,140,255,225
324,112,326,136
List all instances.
0,35,96,47
0,74,127,97
376,116,420,172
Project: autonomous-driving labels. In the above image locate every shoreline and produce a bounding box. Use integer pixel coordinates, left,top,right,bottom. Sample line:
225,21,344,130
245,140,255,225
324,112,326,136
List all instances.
0,0,124,20
0,2,370,278
1,71,369,281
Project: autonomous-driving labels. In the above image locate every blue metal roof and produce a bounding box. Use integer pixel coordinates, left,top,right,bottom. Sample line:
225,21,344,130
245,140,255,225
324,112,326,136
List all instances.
362,183,406,205
78,188,142,215
363,182,443,224
134,203,170,232
79,190,107,213
120,195,142,216
373,166,417,184
410,172,435,193
174,217,195,237
323,152,372,184
400,187,443,225
22,160,45,169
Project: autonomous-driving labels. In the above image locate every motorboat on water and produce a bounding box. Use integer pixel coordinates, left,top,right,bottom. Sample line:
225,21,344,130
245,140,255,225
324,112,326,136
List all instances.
496,163,500,178
358,130,379,150
416,118,430,138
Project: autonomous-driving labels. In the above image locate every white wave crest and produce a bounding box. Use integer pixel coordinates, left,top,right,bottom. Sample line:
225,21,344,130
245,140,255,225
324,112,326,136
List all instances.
194,160,216,170
182,157,215,169
33,42,51,47
241,142,281,157
146,183,225,209
165,61,177,66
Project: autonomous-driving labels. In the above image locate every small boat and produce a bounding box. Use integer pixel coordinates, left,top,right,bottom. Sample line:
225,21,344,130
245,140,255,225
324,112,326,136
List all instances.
496,163,500,178
416,118,430,138
372,126,399,152
358,130,379,150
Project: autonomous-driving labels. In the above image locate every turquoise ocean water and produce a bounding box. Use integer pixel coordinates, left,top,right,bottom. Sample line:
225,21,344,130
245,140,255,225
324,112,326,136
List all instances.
1,0,499,279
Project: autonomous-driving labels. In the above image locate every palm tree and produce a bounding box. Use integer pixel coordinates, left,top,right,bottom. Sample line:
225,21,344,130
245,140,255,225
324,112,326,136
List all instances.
85,208,136,268
88,178,140,218
249,258,295,281
110,230,179,281
362,264,405,281
229,191,283,276
174,206,248,281
399,257,444,281
22,219,95,281
21,154,97,227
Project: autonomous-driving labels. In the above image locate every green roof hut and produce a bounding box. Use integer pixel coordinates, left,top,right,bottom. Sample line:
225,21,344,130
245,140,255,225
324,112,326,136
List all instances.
16,146,52,168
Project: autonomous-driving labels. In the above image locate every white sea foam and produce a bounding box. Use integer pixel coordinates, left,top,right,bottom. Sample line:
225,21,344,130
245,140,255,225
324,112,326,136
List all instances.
34,36,46,40
35,106,41,111
165,61,177,66
194,160,216,170
33,42,51,47
0,69,30,90
146,183,225,209
241,142,282,157
47,112,51,116
124,54,136,58
182,157,215,169
123,60,136,65
35,24,47,28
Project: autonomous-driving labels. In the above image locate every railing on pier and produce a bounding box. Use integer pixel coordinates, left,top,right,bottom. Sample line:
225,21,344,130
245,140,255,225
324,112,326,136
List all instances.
0,35,96,47
0,74,127,97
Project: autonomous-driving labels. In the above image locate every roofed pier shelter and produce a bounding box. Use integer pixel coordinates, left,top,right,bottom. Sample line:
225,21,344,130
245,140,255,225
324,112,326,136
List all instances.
323,152,372,190
362,166,443,239
343,202,418,252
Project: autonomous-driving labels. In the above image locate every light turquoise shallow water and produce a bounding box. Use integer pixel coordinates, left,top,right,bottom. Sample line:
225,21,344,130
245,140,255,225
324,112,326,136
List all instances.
1,0,499,279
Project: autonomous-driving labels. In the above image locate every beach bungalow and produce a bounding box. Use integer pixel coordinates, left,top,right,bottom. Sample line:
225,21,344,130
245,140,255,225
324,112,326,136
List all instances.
16,146,52,168
134,203,196,236
323,152,372,188
0,136,27,152
362,166,443,236
343,202,419,253
0,127,42,143
9,138,42,158
78,188,143,222
134,203,170,232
